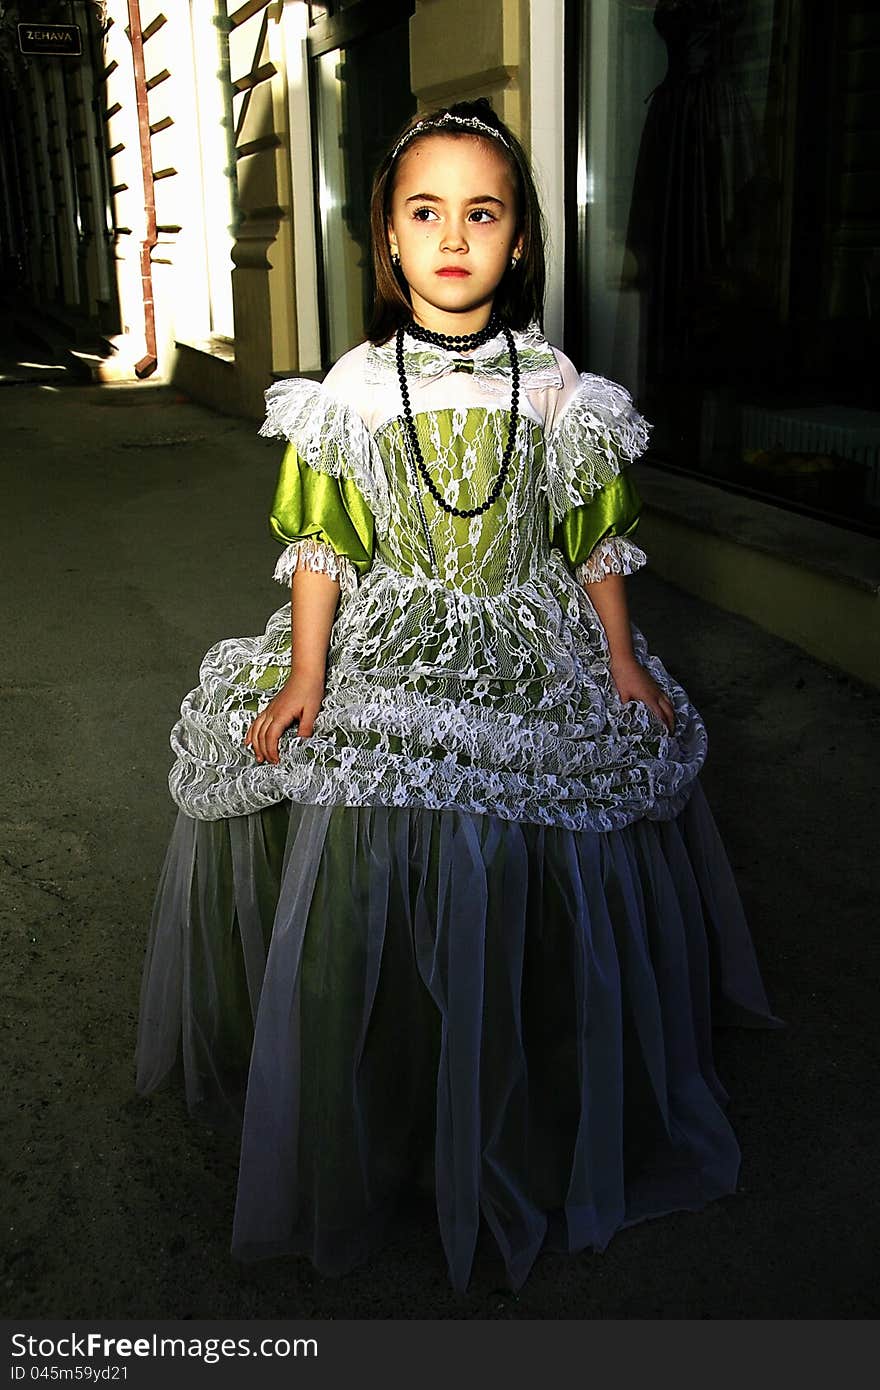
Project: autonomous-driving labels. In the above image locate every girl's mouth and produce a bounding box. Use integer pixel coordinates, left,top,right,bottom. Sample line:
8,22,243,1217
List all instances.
436,268,470,277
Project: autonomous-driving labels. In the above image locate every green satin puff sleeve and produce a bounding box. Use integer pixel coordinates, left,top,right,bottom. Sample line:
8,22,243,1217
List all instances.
544,371,650,582
551,470,643,566
270,444,374,571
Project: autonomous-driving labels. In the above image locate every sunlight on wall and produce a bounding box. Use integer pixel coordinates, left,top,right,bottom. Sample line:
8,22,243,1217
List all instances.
189,0,238,341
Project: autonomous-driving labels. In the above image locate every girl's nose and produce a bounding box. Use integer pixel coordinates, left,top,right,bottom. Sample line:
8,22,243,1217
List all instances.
440,220,468,252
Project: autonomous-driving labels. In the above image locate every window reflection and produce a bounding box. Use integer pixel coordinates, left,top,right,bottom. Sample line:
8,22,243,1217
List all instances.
311,17,414,363
571,0,880,534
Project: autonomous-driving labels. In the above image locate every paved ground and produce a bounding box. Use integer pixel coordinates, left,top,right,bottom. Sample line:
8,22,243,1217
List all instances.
2,355,878,1320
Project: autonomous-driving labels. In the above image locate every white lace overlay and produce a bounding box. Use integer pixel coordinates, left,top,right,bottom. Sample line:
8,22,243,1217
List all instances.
169,338,703,832
543,374,651,522
272,537,359,595
169,553,706,831
576,535,648,585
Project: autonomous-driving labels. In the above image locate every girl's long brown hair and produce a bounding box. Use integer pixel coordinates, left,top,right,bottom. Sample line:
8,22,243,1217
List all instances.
366,98,546,344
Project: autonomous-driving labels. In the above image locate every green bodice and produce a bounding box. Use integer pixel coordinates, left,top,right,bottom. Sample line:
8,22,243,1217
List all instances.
270,405,641,596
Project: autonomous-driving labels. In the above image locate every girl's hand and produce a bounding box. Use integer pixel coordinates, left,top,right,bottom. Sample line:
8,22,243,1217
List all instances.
609,654,676,733
244,672,326,765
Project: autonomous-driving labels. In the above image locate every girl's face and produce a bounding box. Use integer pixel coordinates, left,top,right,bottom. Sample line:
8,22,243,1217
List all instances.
387,134,522,336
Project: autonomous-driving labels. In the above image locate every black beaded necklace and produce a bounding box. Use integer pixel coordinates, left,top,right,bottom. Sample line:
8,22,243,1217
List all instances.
406,313,501,353
395,321,520,519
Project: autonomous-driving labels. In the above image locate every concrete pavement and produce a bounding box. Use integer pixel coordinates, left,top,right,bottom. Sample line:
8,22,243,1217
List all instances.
2,373,878,1319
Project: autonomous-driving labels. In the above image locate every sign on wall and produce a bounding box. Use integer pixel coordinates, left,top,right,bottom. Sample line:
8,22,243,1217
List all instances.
17,23,83,57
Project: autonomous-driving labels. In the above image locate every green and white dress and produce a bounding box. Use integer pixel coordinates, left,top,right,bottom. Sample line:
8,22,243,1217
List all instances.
136,324,779,1293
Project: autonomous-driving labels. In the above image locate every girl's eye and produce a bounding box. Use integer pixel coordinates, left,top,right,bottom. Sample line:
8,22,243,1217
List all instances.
412,207,438,222
468,209,497,223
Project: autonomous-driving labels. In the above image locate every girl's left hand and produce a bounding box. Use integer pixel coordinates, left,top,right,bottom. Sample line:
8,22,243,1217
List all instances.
609,653,676,733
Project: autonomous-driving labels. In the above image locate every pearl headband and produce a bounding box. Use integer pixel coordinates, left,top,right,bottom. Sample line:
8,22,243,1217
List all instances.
390,111,511,163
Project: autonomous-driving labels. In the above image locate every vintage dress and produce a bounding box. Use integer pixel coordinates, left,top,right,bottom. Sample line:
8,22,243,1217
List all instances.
135,324,779,1293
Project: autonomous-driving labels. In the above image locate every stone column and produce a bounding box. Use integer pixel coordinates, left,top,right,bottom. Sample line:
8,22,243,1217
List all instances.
409,0,531,143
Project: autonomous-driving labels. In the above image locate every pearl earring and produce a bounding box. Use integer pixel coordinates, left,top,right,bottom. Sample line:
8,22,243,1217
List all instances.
510,255,520,270
391,249,400,266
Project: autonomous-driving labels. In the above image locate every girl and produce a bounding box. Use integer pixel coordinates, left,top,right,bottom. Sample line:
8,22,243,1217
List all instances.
136,99,780,1294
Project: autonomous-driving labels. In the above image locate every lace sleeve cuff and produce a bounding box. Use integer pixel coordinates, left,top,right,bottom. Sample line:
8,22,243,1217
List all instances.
575,535,647,585
272,537,359,596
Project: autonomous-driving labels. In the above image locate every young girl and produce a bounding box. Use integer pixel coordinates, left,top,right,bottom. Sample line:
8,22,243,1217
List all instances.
136,99,780,1294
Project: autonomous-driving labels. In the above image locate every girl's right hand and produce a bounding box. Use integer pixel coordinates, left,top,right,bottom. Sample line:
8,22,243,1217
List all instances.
244,672,326,765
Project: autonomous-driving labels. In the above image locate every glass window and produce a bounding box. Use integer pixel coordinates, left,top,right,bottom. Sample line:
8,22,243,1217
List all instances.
567,0,880,535
309,5,415,364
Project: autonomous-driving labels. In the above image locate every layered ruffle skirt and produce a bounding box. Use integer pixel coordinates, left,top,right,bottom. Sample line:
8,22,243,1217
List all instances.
135,782,780,1292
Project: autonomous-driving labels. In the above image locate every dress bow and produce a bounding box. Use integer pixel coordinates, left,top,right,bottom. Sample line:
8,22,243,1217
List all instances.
365,323,563,394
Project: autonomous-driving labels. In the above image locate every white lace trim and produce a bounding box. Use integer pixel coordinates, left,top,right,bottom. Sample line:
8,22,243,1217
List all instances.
544,374,651,522
576,535,648,585
259,378,391,529
272,537,359,596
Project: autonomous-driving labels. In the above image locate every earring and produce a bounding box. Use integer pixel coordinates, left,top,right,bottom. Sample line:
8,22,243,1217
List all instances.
391,250,400,266
510,255,519,270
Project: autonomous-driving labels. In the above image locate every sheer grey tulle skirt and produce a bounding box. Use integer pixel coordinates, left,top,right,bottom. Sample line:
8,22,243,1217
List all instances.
135,782,780,1292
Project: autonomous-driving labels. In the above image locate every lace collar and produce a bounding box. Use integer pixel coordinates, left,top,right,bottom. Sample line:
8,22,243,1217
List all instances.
365,321,562,393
